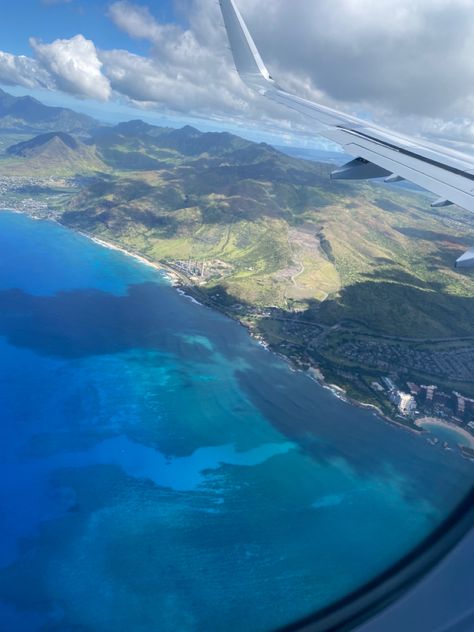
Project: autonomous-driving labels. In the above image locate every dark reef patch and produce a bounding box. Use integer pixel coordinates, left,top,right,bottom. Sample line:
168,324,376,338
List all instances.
0,283,215,360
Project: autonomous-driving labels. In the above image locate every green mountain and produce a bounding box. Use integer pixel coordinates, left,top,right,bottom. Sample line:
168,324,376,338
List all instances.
7,132,79,157
0,107,472,403
63,121,474,341
0,88,99,134
89,121,255,170
3,131,106,175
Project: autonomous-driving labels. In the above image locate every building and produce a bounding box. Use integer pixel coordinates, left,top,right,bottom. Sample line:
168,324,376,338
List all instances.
392,391,417,416
382,377,397,392
422,385,438,402
453,392,466,419
371,381,385,393
407,382,421,396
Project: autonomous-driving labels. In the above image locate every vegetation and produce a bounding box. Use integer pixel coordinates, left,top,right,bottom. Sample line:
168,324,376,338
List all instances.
0,87,98,134
0,88,473,406
0,133,106,176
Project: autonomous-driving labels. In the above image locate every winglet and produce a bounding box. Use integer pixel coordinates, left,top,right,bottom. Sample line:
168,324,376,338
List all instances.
455,247,474,269
219,0,275,91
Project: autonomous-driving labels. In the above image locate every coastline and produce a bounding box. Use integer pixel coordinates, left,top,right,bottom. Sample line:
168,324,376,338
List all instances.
415,417,474,450
82,234,178,282
73,231,377,416
306,367,423,436
0,209,470,453
78,232,200,294
72,230,425,438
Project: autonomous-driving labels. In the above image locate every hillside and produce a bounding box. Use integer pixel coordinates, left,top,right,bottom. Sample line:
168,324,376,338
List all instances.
65,122,351,303
1,132,106,176
0,109,472,405
62,122,474,329
7,132,80,157
89,122,258,170
0,88,99,134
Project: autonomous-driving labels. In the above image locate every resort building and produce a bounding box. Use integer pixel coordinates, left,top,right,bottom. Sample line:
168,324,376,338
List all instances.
392,391,417,416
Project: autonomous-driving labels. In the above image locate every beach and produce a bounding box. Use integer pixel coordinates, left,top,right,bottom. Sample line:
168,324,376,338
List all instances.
415,417,474,450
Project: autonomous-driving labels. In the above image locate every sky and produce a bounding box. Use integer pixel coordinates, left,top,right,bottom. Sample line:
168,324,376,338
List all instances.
1,0,474,151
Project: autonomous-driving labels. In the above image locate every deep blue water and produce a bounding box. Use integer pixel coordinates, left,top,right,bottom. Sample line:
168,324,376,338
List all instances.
0,211,472,631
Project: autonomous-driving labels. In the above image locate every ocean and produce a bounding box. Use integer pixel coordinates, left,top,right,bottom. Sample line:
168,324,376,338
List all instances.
0,211,471,631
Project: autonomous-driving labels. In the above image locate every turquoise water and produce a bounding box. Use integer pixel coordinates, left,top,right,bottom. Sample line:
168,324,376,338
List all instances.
418,420,474,449
0,211,472,631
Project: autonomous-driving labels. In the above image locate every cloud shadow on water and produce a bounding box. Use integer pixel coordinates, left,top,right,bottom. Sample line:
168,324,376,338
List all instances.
0,282,214,361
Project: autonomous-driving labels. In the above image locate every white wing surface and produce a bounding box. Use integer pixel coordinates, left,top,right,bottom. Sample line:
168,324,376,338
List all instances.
219,0,474,267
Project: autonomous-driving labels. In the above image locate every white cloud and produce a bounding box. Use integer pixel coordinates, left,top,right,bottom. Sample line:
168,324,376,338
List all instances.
0,0,473,148
0,51,53,90
237,0,474,120
30,35,111,101
107,1,166,42
103,0,300,127
104,0,474,146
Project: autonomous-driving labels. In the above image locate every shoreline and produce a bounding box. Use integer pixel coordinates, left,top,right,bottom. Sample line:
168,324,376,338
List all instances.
1,209,470,454
74,230,424,438
415,417,474,450
306,368,423,436
77,232,187,290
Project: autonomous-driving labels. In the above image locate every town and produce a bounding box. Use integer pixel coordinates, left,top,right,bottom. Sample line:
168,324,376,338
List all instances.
375,376,474,429
334,338,474,383
166,258,234,284
230,308,474,448
0,175,78,218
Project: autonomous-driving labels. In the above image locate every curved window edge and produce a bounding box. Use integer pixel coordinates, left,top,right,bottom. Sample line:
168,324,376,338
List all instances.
280,486,474,632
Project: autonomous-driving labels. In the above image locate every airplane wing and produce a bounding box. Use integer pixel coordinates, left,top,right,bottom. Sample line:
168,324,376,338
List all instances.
219,0,474,268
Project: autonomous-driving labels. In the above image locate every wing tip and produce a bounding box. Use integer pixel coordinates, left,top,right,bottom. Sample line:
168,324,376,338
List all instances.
219,0,274,89
455,247,474,269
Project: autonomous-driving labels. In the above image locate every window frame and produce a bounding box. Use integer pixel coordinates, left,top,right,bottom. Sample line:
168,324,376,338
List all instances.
281,486,474,632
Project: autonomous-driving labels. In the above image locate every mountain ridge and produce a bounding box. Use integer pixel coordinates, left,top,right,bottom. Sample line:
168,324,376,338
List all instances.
7,132,80,157
0,88,473,407
0,88,100,134
3,130,106,175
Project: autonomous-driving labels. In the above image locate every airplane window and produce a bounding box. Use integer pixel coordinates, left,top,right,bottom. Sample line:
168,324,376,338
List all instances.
0,1,473,631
